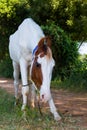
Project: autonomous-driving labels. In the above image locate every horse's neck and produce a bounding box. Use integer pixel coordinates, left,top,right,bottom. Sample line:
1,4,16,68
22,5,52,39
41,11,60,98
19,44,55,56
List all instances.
31,43,38,53
29,36,43,53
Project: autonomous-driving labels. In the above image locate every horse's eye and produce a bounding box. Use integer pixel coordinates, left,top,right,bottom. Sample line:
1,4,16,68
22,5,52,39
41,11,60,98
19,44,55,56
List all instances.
36,62,41,67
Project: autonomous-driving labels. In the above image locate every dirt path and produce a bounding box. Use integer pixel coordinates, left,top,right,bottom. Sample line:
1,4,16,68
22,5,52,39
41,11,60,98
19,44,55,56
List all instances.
0,78,87,128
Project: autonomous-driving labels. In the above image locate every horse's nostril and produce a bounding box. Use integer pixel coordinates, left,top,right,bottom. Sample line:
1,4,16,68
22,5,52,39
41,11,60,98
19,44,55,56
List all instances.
36,62,40,67
42,94,44,99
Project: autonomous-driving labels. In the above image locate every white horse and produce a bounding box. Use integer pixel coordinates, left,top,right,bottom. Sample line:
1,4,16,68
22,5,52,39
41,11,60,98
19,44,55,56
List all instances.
9,18,61,121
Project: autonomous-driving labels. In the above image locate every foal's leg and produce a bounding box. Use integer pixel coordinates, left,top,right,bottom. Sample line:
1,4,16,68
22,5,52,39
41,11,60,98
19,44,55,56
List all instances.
13,61,20,104
20,59,29,110
48,97,61,121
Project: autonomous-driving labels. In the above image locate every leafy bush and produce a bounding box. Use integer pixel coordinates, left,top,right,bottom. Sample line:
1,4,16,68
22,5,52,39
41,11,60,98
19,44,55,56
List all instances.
42,21,78,79
67,55,87,90
0,55,13,78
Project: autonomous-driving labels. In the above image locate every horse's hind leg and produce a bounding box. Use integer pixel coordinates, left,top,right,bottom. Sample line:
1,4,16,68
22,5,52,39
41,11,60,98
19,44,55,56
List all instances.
13,61,20,105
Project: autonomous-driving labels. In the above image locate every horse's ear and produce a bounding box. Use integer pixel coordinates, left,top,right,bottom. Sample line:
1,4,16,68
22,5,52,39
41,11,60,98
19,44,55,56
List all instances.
38,37,44,48
35,37,46,55
36,36,51,56
38,36,51,48
45,36,51,48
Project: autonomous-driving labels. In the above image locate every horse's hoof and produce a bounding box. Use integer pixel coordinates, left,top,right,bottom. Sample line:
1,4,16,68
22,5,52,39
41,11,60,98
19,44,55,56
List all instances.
14,98,19,106
54,115,62,122
21,104,26,111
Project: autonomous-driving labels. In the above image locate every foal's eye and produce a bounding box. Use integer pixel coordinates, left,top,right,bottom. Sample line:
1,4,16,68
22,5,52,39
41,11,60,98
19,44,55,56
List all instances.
36,62,41,67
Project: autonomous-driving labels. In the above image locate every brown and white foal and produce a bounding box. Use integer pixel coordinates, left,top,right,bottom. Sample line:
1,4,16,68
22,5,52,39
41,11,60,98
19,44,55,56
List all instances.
9,18,61,121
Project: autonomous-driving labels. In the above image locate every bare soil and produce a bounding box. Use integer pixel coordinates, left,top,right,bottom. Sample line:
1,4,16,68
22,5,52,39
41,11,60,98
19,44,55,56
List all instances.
0,78,87,128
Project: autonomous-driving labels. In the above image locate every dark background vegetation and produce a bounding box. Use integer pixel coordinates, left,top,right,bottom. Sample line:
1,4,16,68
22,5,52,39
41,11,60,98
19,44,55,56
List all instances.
0,0,87,90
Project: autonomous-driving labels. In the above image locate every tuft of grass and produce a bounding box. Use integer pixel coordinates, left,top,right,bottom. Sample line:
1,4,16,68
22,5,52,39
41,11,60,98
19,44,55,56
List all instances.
0,88,86,130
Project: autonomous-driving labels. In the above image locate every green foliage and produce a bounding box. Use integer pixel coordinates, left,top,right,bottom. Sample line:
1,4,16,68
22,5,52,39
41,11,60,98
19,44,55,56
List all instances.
55,55,87,91
0,0,30,60
67,55,87,90
28,0,87,42
0,0,29,19
52,0,87,41
0,55,13,78
28,0,53,24
42,21,78,79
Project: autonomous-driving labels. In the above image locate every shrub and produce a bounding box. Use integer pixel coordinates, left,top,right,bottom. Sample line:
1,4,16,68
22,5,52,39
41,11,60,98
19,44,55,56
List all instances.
0,55,13,78
67,55,87,90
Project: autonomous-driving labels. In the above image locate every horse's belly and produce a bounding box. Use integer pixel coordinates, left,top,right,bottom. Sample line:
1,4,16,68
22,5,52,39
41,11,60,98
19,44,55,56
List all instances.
9,43,21,63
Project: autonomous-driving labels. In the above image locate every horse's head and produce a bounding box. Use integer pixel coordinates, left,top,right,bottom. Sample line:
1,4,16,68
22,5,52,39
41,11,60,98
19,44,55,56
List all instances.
30,36,55,102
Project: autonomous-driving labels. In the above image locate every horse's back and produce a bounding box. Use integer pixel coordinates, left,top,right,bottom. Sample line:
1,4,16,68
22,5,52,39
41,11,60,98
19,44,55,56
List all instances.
18,18,44,48
9,18,44,62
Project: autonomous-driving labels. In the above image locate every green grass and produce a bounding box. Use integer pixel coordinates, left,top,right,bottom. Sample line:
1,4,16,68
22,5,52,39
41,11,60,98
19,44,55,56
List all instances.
0,88,86,130
51,79,87,93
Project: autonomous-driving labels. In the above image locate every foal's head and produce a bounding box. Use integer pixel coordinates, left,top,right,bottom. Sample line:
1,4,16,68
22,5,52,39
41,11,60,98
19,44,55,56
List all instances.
31,37,55,102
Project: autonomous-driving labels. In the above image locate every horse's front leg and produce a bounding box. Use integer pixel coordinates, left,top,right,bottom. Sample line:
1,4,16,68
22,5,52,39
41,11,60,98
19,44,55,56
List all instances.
30,83,36,108
48,97,61,121
20,59,29,110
